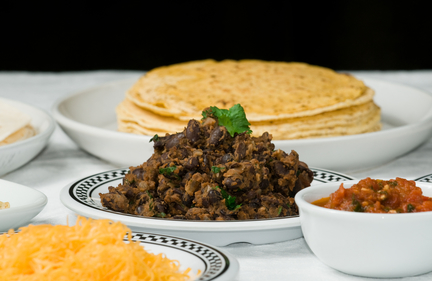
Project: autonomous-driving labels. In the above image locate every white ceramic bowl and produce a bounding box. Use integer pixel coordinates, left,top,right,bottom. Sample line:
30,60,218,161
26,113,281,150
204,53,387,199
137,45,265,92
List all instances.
0,179,48,232
0,98,56,176
295,180,432,278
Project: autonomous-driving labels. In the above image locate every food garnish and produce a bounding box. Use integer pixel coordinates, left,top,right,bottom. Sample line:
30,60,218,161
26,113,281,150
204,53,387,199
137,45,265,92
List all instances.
218,186,241,211
159,165,177,176
211,166,225,174
0,217,191,280
202,104,252,137
101,105,313,220
149,134,159,142
312,177,432,213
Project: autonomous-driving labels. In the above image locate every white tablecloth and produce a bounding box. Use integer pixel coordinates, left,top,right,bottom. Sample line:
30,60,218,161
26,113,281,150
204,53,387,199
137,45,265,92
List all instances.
1,70,432,281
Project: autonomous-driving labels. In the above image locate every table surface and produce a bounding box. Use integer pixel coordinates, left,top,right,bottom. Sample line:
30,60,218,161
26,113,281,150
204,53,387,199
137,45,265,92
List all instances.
1,70,432,281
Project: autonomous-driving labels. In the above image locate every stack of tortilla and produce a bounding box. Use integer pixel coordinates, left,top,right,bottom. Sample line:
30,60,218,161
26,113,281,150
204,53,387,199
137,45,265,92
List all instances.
116,59,381,139
0,101,36,146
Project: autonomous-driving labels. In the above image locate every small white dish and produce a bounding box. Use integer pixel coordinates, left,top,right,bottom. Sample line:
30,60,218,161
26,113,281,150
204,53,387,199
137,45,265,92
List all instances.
128,231,239,281
0,179,48,232
0,98,55,176
295,180,432,278
60,167,353,246
52,77,432,171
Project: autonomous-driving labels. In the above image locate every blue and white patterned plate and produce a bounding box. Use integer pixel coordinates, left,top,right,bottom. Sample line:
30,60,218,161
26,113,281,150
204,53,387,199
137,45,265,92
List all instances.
127,232,238,281
60,168,354,246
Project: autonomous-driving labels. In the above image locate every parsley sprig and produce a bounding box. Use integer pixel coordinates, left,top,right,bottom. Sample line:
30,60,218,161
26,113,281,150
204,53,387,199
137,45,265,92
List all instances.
202,104,252,137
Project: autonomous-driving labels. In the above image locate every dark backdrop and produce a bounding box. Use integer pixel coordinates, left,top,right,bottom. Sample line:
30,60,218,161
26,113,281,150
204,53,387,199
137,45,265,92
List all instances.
2,1,431,71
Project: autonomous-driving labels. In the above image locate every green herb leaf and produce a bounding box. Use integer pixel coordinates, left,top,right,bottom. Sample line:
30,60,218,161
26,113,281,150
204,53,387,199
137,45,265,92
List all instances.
219,186,241,210
149,134,159,143
125,179,135,185
201,104,252,137
159,166,177,176
201,108,212,120
211,166,225,174
146,190,153,199
352,195,364,212
389,181,398,187
156,212,166,218
277,206,283,215
407,204,415,212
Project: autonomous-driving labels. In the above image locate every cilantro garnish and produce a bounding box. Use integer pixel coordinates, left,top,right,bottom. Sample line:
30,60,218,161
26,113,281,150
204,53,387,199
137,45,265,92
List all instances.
146,190,153,199
202,108,212,119
211,166,225,174
159,166,177,176
125,179,135,185
277,206,283,215
407,204,415,213
156,212,167,218
149,134,159,142
218,186,241,210
201,104,252,137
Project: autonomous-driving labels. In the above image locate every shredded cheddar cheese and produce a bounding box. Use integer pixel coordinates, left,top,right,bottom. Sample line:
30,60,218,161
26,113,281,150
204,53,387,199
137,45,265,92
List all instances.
0,217,191,280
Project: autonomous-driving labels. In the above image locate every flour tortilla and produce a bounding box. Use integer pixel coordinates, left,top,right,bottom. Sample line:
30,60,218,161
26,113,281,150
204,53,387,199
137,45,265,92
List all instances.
0,101,32,142
251,103,381,139
126,60,372,121
0,100,36,146
117,99,381,140
0,125,36,146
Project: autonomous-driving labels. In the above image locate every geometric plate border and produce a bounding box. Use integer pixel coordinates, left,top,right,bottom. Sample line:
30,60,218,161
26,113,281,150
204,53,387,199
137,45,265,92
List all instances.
68,167,354,222
127,232,230,281
414,174,432,183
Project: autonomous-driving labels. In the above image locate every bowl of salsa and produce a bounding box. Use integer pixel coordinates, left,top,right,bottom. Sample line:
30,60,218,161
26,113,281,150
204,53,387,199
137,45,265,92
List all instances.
295,178,432,278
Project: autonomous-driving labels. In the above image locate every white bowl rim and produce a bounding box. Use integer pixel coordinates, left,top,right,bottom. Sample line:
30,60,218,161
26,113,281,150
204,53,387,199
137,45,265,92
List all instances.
51,78,146,140
0,98,56,151
0,179,48,213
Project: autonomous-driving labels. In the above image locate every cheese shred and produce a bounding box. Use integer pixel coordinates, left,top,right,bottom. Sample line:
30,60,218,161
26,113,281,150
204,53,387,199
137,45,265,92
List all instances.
0,217,191,280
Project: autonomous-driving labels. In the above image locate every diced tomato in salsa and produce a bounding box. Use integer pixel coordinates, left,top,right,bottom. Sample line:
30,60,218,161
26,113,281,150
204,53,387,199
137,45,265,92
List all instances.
312,177,432,213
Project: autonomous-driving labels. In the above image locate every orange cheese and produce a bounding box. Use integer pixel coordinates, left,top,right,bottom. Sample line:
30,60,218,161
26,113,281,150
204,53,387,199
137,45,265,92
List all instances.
0,217,190,280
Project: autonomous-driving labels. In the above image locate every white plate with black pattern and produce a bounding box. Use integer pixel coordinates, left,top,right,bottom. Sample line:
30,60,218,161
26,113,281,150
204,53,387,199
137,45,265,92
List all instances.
60,167,354,246
414,174,432,183
127,232,238,281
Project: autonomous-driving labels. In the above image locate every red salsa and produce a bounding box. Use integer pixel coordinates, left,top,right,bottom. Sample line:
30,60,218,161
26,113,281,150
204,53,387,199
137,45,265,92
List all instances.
312,177,432,213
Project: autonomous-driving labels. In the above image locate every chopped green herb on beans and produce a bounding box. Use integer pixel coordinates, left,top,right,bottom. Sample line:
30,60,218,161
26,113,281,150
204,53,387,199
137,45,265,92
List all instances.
277,206,283,215
219,186,241,210
159,166,177,176
211,166,225,174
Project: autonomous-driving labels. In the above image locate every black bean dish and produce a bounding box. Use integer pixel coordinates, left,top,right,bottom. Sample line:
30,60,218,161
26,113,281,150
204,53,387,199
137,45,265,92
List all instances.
100,105,314,220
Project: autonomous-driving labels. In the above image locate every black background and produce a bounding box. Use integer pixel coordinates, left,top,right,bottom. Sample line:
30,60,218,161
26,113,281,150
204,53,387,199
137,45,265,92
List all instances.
2,1,431,72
